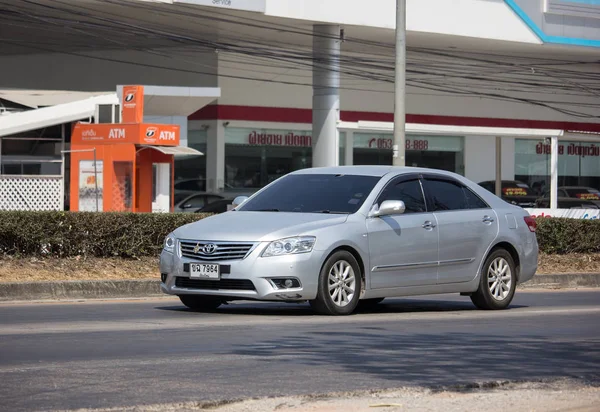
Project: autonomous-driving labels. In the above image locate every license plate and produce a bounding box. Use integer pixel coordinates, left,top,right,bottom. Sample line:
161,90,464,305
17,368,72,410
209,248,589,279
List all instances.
190,263,220,279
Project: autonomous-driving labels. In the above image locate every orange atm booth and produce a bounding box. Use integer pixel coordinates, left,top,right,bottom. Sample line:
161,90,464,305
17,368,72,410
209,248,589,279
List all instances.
70,85,198,213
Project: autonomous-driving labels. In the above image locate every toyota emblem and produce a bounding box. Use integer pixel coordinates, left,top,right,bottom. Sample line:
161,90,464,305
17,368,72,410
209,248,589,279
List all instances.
202,244,218,254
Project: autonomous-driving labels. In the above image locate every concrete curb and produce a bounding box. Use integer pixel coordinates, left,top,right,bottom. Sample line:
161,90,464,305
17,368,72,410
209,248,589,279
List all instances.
519,273,600,289
0,274,598,302
0,279,162,302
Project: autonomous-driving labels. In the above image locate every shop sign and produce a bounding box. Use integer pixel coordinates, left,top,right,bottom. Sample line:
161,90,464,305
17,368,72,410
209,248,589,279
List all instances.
248,131,312,147
516,139,600,178
354,134,463,152
535,142,600,158
366,138,431,150
72,123,180,146
121,85,144,124
525,208,599,220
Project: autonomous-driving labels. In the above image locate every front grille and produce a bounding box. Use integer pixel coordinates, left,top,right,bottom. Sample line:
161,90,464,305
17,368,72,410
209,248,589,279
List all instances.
179,240,255,262
175,277,256,291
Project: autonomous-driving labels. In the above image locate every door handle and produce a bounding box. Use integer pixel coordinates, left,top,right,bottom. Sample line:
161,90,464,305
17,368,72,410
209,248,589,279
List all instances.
482,215,495,224
422,221,436,230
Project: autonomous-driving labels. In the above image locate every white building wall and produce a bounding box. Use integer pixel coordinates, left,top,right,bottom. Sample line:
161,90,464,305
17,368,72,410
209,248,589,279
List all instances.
217,67,600,125
465,136,516,182
265,0,541,44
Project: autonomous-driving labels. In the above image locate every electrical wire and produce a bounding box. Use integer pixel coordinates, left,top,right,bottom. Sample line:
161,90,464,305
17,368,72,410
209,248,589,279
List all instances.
0,0,598,119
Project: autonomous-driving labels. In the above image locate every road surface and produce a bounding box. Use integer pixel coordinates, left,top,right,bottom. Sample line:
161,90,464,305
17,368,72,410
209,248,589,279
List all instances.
0,290,599,411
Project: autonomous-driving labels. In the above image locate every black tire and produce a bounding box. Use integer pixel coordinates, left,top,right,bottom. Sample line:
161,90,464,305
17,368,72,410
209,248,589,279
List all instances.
470,248,517,310
309,250,362,316
178,295,222,311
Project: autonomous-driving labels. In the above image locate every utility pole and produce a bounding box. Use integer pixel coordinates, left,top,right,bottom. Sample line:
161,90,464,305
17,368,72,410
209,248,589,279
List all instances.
393,0,406,167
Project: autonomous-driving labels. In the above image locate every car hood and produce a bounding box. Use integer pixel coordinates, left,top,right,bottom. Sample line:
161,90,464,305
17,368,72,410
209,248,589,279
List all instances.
173,211,349,242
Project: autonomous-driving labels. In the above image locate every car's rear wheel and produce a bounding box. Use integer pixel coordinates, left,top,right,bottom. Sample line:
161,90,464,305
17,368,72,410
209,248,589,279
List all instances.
178,295,222,311
470,248,516,310
309,250,362,316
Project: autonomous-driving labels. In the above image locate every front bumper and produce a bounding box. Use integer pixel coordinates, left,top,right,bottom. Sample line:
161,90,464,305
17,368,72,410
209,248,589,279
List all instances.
159,242,323,301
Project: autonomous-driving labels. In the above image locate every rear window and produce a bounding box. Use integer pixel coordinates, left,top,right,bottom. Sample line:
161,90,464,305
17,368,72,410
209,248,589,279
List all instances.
566,188,600,200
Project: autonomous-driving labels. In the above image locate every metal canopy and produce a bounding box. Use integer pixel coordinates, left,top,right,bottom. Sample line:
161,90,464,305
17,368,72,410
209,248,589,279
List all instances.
0,94,119,137
117,85,221,118
139,145,204,157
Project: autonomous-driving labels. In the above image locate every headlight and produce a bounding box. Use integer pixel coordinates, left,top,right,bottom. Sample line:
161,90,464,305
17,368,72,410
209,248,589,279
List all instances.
261,236,316,257
163,234,175,253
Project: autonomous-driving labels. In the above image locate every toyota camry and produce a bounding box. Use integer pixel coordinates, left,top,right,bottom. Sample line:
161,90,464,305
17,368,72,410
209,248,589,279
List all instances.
160,166,538,315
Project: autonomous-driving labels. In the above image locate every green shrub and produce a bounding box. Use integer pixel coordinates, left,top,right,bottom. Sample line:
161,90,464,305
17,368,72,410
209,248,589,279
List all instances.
535,217,600,254
0,211,208,258
0,212,598,258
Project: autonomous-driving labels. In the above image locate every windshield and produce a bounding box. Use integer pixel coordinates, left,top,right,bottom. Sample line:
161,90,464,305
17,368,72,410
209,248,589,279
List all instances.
238,173,381,214
502,182,534,197
566,188,600,200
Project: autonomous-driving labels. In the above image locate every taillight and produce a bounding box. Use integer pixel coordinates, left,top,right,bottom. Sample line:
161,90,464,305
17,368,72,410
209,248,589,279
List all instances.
524,216,536,232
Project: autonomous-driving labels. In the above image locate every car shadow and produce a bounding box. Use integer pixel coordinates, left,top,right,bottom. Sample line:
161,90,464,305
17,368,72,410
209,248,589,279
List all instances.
155,297,528,316
227,330,600,387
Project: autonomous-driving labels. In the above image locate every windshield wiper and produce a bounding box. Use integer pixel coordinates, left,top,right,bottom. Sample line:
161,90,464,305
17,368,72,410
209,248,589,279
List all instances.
312,210,350,214
256,208,280,212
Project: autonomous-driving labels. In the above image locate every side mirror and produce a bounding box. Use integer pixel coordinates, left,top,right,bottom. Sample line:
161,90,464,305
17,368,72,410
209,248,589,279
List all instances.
232,196,249,208
370,200,406,217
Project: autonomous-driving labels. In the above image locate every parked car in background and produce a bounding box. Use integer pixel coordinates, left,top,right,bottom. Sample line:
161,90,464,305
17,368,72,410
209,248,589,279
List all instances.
535,186,600,209
478,180,538,208
174,192,225,213
160,166,538,316
174,178,207,201
174,178,256,205
194,198,235,214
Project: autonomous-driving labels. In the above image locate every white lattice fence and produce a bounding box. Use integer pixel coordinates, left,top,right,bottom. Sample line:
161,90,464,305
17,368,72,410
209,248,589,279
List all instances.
0,176,63,211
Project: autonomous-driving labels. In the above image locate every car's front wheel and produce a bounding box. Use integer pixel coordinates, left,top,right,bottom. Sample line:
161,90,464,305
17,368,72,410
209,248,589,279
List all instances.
178,295,222,311
470,248,517,310
309,250,362,316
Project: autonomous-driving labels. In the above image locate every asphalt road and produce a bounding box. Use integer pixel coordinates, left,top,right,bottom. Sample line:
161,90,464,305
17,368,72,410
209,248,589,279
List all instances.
1,290,599,412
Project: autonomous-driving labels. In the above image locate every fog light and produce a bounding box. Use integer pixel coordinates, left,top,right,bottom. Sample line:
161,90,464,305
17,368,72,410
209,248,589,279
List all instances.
270,278,301,289
161,273,168,283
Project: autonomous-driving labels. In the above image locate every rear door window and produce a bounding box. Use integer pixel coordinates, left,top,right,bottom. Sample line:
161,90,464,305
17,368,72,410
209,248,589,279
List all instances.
463,187,490,209
423,178,469,211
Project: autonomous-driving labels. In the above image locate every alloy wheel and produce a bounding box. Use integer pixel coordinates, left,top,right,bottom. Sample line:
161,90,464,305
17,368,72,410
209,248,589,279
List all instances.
487,257,512,301
328,260,356,307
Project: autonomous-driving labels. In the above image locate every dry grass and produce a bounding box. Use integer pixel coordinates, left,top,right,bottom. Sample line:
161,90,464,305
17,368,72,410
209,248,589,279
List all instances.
537,252,600,274
0,256,159,283
0,253,599,283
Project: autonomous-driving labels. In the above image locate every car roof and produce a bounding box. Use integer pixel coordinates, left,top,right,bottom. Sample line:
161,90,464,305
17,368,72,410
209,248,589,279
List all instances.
291,165,459,178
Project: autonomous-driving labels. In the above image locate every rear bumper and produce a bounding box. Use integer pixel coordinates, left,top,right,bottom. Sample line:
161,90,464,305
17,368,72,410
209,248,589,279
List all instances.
518,235,538,284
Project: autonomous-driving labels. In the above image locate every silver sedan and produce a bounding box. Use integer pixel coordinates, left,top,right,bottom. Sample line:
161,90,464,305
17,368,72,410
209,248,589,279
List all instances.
160,166,538,315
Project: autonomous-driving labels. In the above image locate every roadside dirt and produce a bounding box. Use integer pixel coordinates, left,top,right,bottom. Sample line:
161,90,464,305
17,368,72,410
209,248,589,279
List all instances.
0,256,158,283
61,379,600,412
1,253,599,283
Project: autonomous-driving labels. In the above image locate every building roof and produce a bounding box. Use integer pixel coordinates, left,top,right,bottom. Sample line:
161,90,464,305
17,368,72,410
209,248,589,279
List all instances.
0,94,119,137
